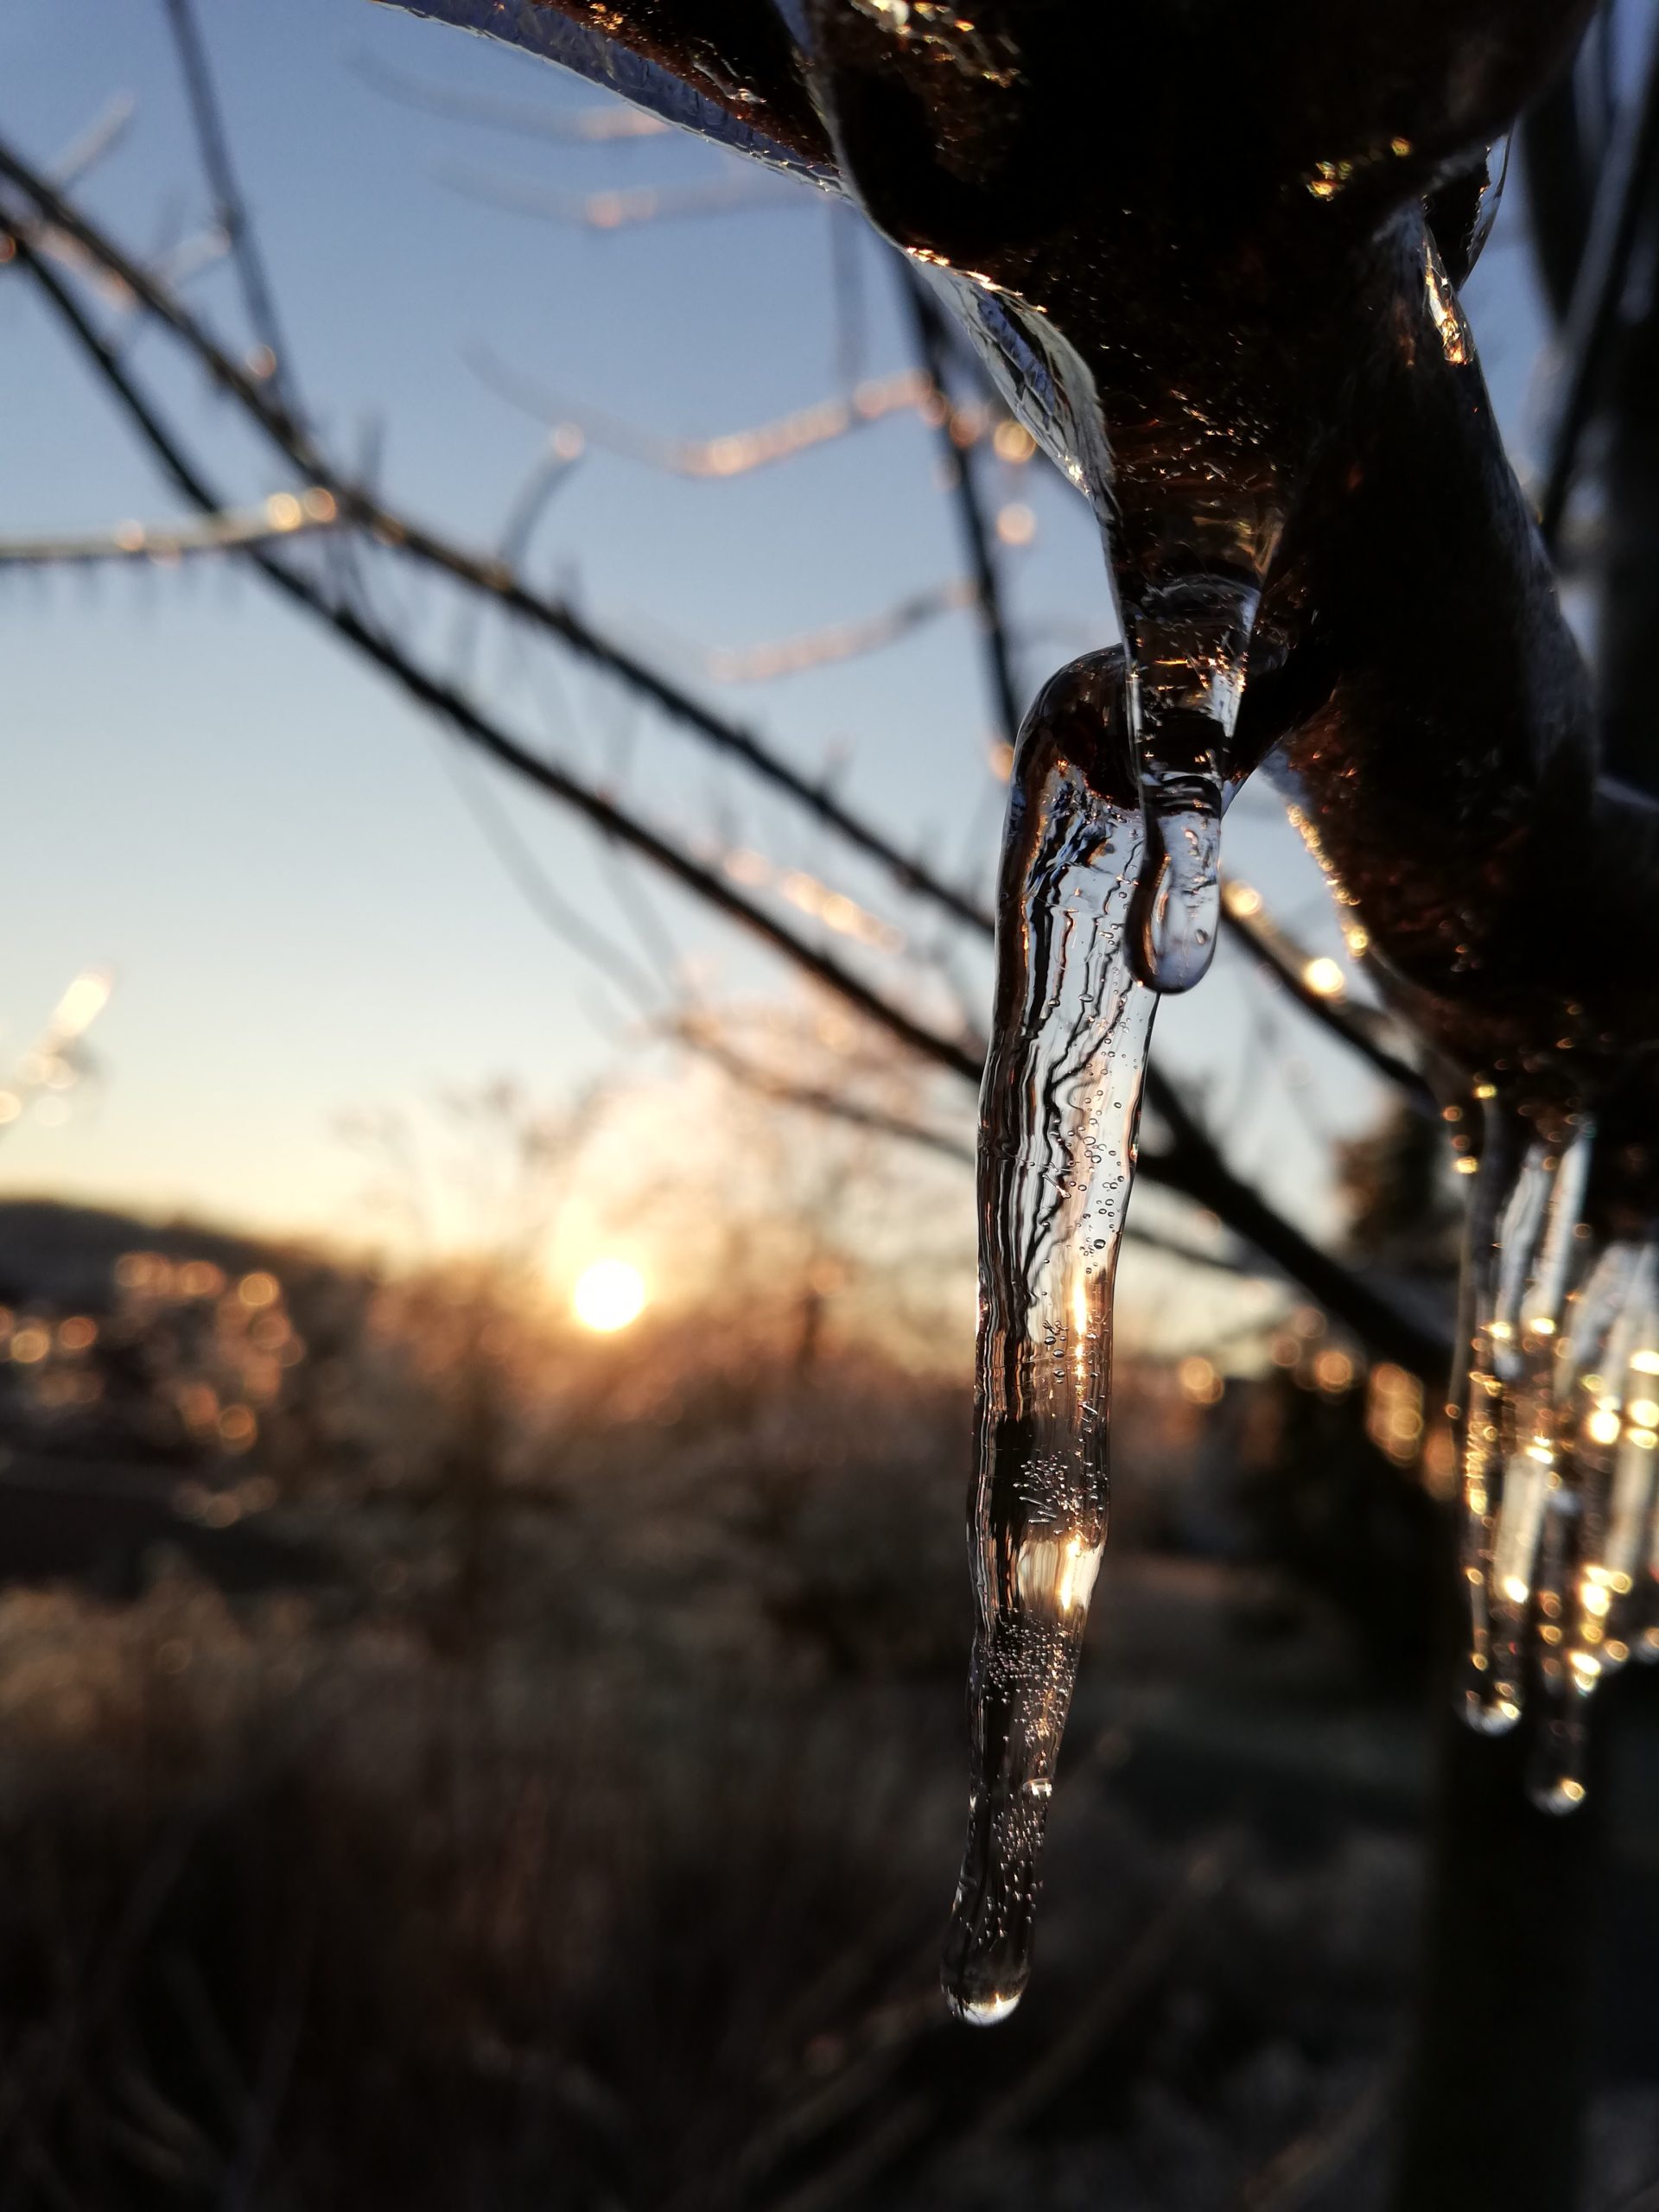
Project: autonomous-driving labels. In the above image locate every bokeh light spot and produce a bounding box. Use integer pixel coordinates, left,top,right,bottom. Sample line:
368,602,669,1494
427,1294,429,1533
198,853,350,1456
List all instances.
573,1259,646,1334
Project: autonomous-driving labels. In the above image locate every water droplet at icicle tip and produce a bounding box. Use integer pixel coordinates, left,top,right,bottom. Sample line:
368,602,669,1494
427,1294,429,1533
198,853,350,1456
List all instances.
943,651,1154,2024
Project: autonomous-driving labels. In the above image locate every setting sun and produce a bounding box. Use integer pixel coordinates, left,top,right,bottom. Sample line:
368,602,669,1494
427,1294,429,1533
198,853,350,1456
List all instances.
572,1258,647,1334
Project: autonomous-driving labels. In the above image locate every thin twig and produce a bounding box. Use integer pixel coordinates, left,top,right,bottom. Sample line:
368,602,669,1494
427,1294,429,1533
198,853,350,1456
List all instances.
902,264,1022,746
49,92,136,188
672,1019,976,1163
159,0,295,396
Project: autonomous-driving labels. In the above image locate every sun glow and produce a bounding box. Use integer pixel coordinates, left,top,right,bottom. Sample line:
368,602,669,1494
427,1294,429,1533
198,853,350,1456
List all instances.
572,1258,647,1334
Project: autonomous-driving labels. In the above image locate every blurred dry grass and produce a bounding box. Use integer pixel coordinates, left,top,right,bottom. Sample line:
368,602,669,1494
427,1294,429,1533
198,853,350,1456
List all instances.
0,1198,1653,2209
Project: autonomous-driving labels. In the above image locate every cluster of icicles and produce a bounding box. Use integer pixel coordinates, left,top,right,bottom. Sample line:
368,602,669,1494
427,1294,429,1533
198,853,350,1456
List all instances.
944,657,1656,2028
1459,1119,1659,1810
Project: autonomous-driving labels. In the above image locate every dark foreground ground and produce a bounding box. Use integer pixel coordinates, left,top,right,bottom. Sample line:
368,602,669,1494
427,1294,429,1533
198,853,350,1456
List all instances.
0,1201,1657,2209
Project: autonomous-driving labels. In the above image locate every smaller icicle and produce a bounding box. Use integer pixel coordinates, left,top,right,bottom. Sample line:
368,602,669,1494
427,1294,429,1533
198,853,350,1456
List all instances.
1468,1121,1595,1742
1566,1244,1659,1678
943,649,1154,2025
1456,1109,1526,1732
1452,1116,1659,1810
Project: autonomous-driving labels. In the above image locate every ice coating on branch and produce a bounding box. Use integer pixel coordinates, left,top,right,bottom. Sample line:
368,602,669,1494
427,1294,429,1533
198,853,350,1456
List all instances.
943,651,1154,2024
1459,1110,1659,1811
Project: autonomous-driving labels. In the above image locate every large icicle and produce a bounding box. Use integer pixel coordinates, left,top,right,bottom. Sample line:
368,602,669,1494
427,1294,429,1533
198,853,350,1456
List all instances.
942,649,1154,2024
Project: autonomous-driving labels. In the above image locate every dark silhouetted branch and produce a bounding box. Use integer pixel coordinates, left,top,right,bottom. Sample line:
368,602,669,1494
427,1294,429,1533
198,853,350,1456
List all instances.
1537,5,1659,550
1218,887,1437,1113
902,264,1021,746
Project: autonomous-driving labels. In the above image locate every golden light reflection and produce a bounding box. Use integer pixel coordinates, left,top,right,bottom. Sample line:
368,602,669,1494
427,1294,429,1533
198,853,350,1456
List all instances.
1016,1531,1102,1617
573,1257,647,1334
1424,246,1472,365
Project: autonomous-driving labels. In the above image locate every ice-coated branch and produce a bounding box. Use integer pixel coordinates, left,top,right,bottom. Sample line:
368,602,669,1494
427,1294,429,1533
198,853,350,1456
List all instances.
0,493,340,568
702,579,975,683
470,348,933,479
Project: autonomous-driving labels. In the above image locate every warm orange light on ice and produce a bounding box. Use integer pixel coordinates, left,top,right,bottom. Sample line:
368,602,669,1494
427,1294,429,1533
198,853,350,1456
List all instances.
573,1258,646,1334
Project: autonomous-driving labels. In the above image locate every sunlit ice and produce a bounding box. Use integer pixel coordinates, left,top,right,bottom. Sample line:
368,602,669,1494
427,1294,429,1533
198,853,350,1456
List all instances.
572,1257,648,1334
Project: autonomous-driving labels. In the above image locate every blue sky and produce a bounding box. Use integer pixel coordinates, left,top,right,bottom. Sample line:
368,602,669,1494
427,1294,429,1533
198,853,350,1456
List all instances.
0,0,1565,1288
